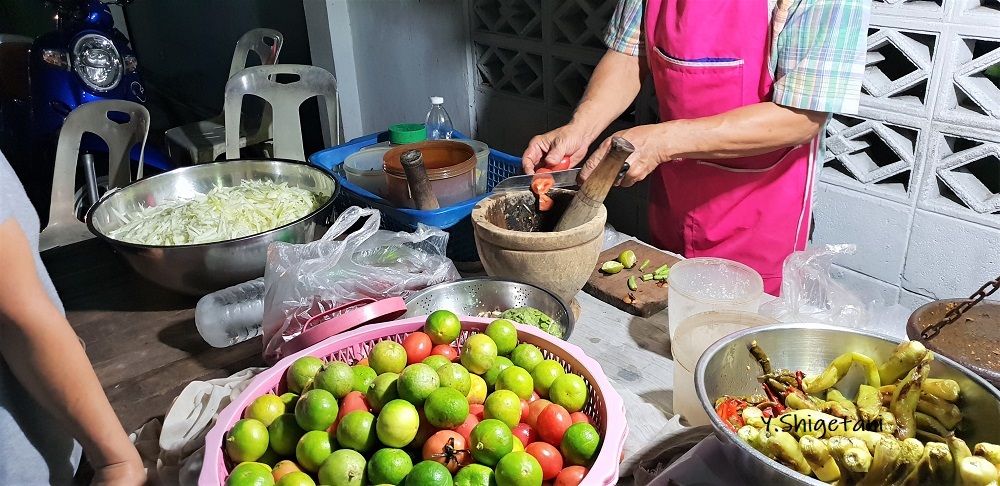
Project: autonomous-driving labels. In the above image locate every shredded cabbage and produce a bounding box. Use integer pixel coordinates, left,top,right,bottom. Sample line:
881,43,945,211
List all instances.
107,179,325,246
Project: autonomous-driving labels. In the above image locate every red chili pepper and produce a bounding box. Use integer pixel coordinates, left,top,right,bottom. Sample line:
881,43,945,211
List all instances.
796,370,805,391
714,397,747,433
761,384,786,415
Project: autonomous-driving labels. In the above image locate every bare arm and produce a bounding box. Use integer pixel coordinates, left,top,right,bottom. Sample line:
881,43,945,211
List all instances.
522,49,644,172
0,219,144,485
581,102,829,186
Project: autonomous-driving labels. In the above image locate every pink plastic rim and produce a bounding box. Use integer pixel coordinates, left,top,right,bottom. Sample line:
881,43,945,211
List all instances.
201,315,628,486
278,297,407,356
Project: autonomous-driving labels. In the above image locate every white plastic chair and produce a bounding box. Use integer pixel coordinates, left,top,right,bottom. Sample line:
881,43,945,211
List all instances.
39,100,150,251
163,28,283,165
223,64,341,161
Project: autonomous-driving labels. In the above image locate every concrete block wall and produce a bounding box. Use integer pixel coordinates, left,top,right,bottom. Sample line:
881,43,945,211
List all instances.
813,0,1000,309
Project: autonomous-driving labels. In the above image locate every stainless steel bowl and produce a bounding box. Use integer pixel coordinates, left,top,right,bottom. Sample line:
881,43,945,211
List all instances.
695,323,1000,485
87,159,338,296
401,277,575,339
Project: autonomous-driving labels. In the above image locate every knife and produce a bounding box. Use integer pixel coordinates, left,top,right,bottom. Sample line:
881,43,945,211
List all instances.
491,163,630,193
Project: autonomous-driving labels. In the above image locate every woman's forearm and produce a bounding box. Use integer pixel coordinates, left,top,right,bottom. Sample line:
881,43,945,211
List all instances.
569,49,644,141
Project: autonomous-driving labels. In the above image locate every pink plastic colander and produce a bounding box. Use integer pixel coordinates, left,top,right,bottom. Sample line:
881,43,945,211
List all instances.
201,315,628,485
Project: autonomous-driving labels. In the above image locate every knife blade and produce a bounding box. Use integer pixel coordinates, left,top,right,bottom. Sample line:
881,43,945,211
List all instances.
491,163,631,193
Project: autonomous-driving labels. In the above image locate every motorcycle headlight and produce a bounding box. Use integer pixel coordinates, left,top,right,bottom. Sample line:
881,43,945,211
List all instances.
72,34,123,92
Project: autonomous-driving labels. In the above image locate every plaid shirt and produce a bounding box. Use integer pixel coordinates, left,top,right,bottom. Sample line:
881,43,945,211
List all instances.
604,0,870,115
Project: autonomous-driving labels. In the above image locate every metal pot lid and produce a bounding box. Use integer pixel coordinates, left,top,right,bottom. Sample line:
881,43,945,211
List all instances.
907,299,1000,387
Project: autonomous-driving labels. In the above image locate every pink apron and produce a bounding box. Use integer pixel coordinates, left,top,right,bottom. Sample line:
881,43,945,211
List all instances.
645,0,817,295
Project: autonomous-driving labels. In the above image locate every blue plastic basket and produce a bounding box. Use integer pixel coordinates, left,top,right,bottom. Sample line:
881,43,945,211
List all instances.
309,131,522,262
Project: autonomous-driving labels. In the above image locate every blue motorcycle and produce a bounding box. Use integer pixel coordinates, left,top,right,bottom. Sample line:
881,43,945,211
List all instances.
9,0,175,223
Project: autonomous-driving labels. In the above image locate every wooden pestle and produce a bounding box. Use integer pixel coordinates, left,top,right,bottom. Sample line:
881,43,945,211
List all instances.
399,149,440,210
553,136,635,232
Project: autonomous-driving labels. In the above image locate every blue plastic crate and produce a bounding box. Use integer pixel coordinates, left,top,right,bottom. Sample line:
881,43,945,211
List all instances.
309,131,522,262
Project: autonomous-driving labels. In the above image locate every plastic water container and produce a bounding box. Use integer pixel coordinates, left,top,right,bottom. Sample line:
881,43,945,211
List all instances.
425,96,454,140
451,139,490,194
195,277,266,348
672,310,778,425
667,257,764,341
343,147,390,197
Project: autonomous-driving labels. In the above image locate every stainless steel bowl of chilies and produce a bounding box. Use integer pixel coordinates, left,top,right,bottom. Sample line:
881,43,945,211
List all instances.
695,323,1000,485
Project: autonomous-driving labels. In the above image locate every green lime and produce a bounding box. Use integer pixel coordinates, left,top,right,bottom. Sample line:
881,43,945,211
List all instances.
369,341,408,375
275,471,315,486
485,319,518,356
422,354,452,370
285,356,324,394
278,393,298,414
225,418,269,463
468,374,488,405
367,448,413,485
366,372,400,413
256,447,281,467
495,451,543,486
600,261,624,274
225,462,274,486
352,365,378,393
617,249,637,269
483,356,514,389
484,389,522,429
436,362,472,395
495,366,534,400
336,410,378,453
548,373,588,413
461,334,498,375
404,460,452,486
295,430,335,473
424,387,470,429
375,399,420,448
530,359,566,397
561,422,600,466
314,361,355,399
509,344,544,373
469,418,514,467
454,463,495,486
294,389,339,431
245,394,286,427
318,448,367,486
267,413,305,457
397,363,440,406
425,310,463,345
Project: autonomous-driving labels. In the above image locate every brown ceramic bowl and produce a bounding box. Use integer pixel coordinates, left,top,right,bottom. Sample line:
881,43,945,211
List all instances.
907,299,1000,388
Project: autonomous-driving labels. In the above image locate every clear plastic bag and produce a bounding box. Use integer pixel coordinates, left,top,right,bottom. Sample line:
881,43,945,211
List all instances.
759,244,869,329
261,206,461,363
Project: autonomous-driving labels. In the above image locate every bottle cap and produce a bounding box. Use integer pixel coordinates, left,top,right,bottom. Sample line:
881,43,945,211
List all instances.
388,123,427,144
430,96,444,105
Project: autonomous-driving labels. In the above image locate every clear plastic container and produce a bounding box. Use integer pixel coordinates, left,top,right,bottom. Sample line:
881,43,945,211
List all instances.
671,310,778,425
343,147,390,197
451,139,489,194
425,96,454,140
667,257,764,341
195,277,265,348
382,140,477,208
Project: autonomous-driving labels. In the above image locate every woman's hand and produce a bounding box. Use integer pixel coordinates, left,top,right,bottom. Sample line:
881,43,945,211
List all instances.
579,124,676,187
520,123,594,174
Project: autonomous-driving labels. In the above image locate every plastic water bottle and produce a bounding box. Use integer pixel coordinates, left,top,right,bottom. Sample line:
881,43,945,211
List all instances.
195,277,266,348
425,96,454,140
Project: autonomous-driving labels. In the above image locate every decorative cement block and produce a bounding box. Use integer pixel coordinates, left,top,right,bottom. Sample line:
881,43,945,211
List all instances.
901,209,1000,299
871,0,946,20
934,28,1000,132
861,26,940,118
812,183,912,285
916,123,1000,229
829,263,902,308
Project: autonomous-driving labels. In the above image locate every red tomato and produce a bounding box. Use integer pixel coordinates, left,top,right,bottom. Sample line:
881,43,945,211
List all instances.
356,357,369,366
537,194,554,212
331,391,370,431
452,413,479,444
554,465,588,486
569,412,595,427
402,332,433,364
422,430,471,473
526,399,552,428
431,344,458,362
512,422,537,447
536,403,572,447
530,391,540,402
521,399,530,419
469,403,485,421
525,441,563,480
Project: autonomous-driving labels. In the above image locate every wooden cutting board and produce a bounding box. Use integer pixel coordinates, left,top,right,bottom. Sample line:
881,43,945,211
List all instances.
582,241,682,317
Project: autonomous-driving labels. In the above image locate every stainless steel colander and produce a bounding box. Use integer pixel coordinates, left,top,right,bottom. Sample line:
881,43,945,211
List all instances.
402,277,575,339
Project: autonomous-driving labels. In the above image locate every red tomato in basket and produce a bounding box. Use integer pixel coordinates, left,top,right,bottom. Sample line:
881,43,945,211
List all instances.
554,465,588,486
526,399,553,428
525,441,563,480
331,391,371,432
469,403,485,421
452,413,480,444
512,422,537,447
536,403,572,447
431,344,458,362
530,391,540,402
521,399,531,419
356,357,369,367
569,412,595,427
402,332,433,364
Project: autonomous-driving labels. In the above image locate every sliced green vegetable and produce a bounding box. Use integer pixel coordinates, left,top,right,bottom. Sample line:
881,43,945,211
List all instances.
653,264,670,275
638,259,650,271
627,276,638,291
641,273,654,281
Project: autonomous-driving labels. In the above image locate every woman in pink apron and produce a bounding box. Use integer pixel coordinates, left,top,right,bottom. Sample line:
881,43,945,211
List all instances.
522,0,869,295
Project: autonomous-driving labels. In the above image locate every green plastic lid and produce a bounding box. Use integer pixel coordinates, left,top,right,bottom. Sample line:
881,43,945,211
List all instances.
388,123,426,144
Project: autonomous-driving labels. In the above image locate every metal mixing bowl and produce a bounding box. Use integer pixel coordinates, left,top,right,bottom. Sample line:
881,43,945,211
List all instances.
87,159,338,296
695,323,1000,485
401,277,575,339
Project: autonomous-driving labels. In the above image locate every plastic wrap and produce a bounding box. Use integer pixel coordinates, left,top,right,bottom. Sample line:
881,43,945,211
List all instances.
261,206,460,363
